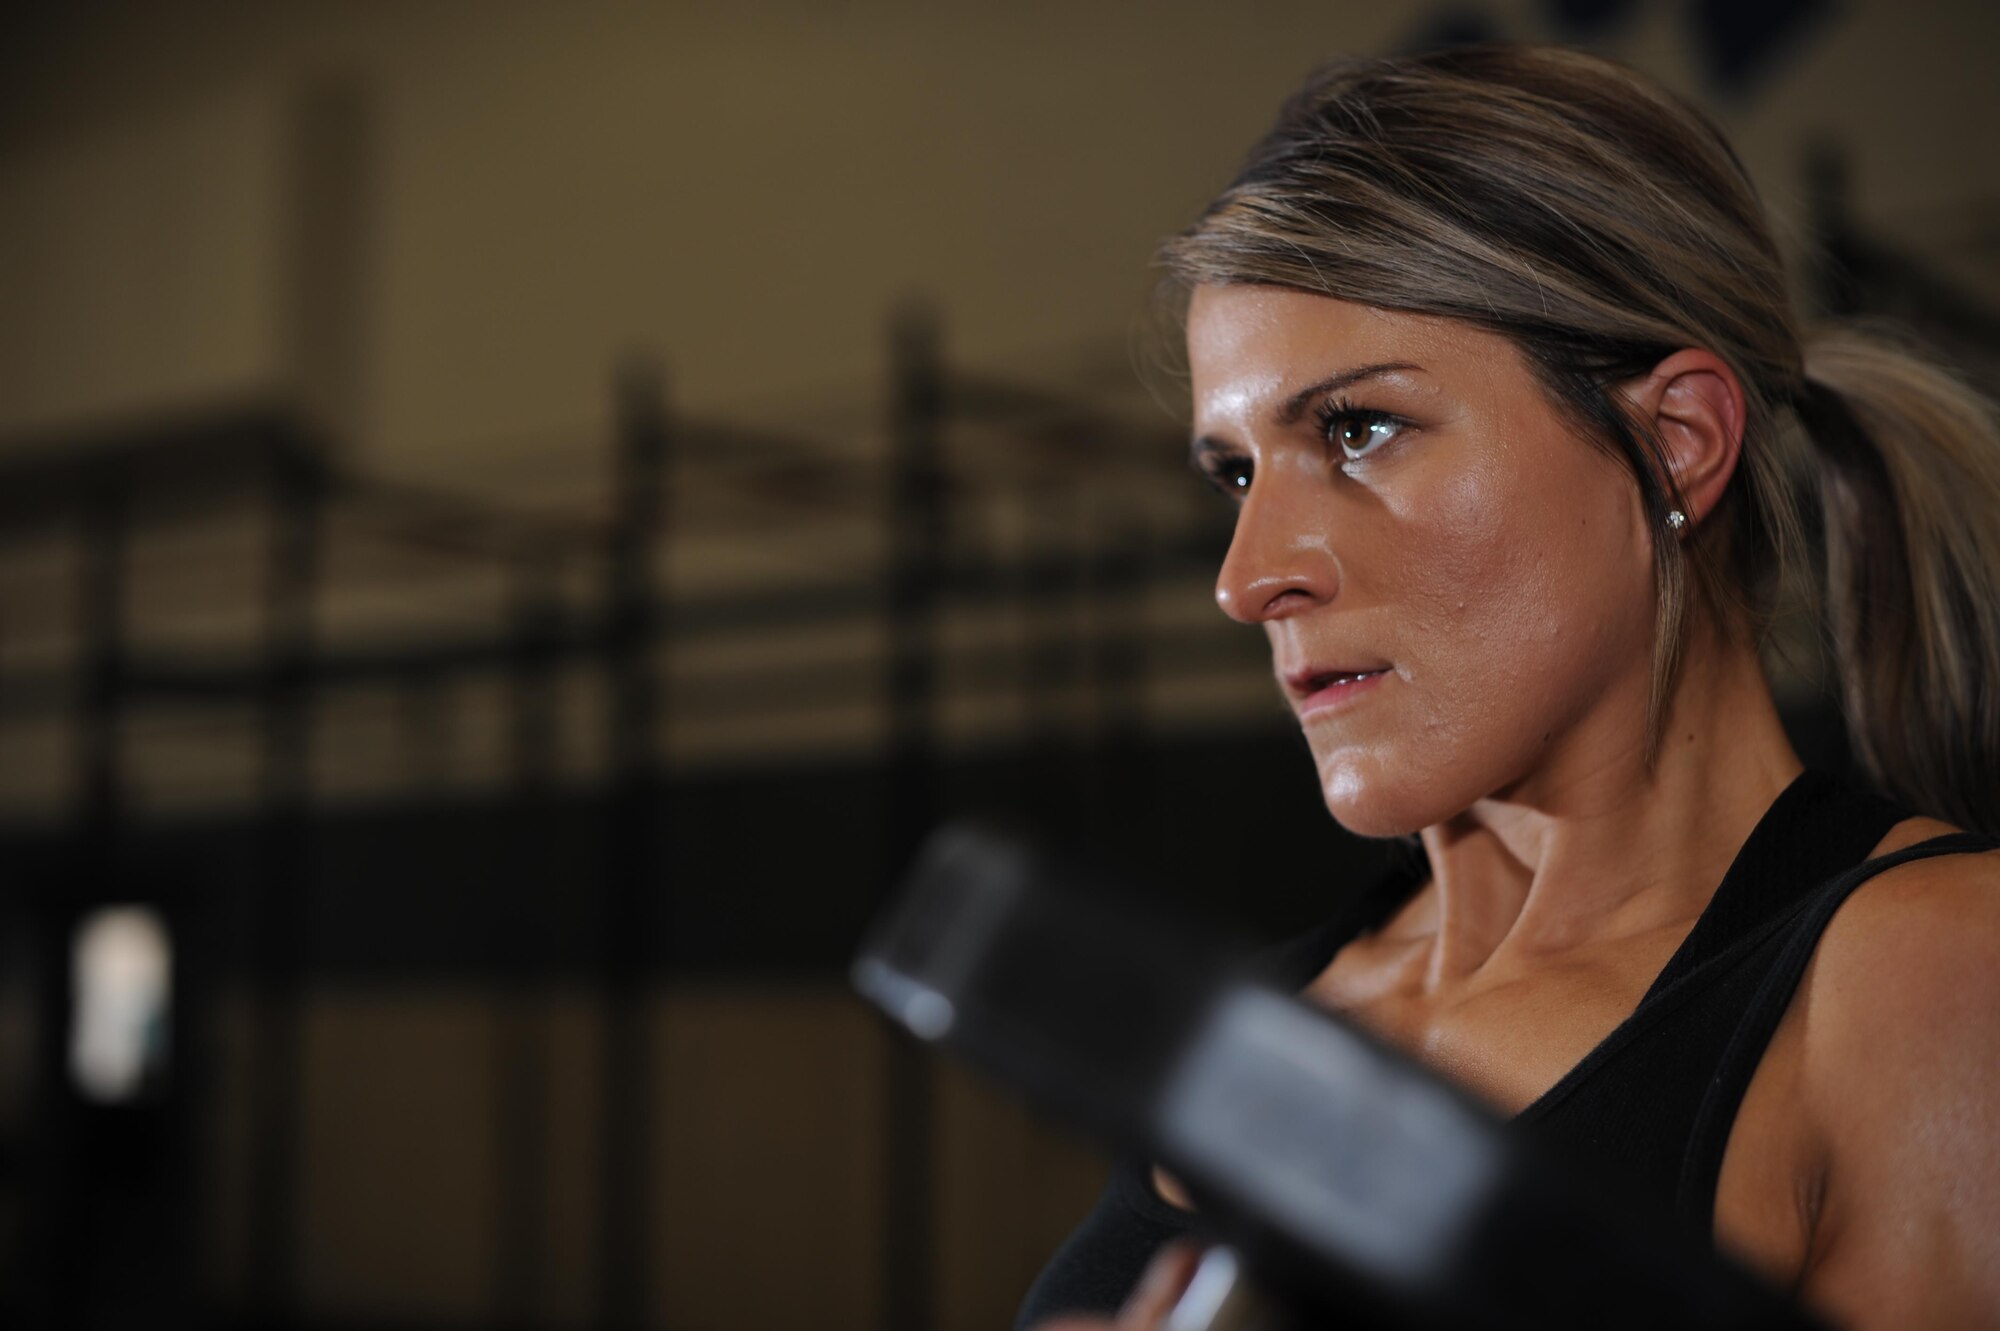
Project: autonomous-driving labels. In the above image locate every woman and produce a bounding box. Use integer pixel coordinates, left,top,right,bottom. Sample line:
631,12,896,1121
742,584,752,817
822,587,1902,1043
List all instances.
1022,44,2000,1330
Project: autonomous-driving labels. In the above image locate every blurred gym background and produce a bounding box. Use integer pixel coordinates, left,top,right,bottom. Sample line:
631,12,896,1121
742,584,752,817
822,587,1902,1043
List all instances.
0,2,1996,1329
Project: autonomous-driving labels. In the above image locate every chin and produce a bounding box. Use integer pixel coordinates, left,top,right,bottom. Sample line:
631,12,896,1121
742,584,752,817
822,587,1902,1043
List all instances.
1313,735,1515,839
1315,754,1447,840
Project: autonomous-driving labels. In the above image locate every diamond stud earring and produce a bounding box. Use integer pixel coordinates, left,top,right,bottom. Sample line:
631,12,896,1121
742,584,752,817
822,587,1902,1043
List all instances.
1666,509,1688,531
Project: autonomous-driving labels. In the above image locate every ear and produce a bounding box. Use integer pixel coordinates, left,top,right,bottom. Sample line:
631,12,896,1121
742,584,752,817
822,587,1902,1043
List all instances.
1618,348,1746,531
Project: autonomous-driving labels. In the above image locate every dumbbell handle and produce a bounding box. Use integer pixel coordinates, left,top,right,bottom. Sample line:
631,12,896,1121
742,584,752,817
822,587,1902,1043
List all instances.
1164,1247,1288,1331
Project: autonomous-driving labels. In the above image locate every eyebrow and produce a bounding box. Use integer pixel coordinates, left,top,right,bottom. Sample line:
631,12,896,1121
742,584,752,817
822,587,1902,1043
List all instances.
1274,361,1423,425
1189,361,1424,460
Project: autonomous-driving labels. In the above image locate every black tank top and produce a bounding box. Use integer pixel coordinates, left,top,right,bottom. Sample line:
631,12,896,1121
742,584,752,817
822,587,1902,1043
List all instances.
1015,770,1994,1327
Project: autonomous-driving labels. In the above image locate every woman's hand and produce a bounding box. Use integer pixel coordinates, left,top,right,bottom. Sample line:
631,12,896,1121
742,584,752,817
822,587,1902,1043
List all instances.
1032,1242,1203,1331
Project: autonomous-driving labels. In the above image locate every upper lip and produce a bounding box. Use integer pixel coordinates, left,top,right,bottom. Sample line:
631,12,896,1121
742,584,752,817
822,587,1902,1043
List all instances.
1283,662,1392,700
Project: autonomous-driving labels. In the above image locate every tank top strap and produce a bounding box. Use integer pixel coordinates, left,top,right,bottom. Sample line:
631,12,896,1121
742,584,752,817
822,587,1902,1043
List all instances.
1675,829,1998,1228
1642,769,1905,1002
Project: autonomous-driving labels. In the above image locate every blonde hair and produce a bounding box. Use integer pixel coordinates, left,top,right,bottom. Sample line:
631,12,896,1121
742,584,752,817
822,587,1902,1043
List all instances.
1162,44,2000,835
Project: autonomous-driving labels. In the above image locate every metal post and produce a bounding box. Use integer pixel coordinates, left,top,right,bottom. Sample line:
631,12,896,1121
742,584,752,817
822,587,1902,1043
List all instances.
26,468,130,1328
881,301,946,1331
1083,503,1151,838
597,364,667,1331
78,472,126,867
246,438,321,1330
1021,487,1083,831
496,549,561,1329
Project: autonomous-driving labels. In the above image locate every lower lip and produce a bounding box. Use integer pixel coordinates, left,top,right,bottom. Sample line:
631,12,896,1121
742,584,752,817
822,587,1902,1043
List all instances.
1297,670,1389,718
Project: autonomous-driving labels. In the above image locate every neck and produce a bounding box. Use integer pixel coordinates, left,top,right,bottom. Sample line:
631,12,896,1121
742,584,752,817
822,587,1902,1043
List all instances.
1412,619,1801,984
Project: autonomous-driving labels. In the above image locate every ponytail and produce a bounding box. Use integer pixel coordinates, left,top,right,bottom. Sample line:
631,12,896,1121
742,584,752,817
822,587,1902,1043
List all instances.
1801,325,2000,837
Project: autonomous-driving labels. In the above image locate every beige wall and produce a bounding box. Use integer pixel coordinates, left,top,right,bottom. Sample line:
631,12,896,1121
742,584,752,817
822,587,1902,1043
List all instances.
0,80,286,439
3,1,1996,485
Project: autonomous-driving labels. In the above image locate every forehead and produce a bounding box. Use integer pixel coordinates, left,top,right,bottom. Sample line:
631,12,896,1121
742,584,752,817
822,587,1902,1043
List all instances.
1185,284,1528,420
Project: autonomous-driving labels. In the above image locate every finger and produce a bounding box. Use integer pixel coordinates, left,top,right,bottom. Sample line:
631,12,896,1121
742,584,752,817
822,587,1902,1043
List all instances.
1117,1241,1204,1328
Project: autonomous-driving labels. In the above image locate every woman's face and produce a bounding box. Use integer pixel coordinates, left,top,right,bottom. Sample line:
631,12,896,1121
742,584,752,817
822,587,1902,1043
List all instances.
1186,284,1660,836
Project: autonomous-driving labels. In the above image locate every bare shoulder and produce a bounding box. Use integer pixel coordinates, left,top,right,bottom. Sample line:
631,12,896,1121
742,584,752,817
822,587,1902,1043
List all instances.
1788,822,2000,1328
1802,818,2000,1077
1810,818,2000,993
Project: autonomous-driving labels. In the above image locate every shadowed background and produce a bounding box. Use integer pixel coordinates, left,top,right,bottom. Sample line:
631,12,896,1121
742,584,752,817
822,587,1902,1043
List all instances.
0,2,1997,1329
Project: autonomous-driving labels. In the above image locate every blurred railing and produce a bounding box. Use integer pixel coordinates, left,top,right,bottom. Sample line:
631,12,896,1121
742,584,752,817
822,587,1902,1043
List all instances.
0,156,1996,1331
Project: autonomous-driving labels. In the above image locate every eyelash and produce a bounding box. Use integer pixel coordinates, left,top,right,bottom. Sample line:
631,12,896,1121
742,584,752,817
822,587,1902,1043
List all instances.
1197,452,1255,500
1314,396,1405,461
1194,397,1406,501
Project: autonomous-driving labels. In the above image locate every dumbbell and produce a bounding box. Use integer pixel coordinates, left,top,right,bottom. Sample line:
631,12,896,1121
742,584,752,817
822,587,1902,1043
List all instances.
853,823,1828,1331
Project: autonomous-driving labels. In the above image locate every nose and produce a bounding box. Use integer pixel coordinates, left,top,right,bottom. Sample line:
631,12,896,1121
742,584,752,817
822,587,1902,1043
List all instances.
1213,477,1340,624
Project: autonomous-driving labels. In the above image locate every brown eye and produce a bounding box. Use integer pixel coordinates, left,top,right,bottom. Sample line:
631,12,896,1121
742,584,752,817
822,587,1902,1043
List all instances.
1202,457,1253,499
1318,405,1404,461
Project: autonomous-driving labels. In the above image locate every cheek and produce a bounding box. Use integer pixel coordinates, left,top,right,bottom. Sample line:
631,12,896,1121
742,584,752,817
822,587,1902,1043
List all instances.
1402,456,1581,670
1417,479,1630,714
1308,451,1650,831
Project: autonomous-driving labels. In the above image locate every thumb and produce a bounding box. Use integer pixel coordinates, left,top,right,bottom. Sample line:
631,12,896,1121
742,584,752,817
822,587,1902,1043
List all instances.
1117,1241,1204,1328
